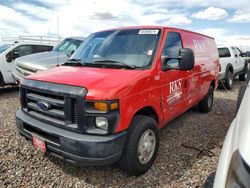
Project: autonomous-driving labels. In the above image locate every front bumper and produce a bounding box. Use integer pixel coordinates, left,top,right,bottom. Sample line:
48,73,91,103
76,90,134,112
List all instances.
12,69,25,83
225,150,250,187
16,110,127,166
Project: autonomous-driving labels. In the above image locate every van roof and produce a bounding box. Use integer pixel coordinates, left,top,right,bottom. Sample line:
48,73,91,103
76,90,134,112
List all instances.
94,26,214,40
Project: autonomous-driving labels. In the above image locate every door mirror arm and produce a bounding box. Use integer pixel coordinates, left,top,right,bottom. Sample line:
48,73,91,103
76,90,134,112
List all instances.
161,56,181,71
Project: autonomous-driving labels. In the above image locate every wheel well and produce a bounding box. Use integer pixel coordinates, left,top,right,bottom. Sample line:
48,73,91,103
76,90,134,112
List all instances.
211,80,215,89
227,65,233,74
134,106,159,123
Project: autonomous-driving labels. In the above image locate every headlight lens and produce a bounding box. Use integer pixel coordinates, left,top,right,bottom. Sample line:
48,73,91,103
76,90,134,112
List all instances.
85,100,119,135
95,117,108,130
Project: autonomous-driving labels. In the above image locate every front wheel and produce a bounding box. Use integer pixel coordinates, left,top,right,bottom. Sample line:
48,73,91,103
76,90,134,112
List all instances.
119,115,159,176
239,66,248,81
198,86,214,113
224,71,233,90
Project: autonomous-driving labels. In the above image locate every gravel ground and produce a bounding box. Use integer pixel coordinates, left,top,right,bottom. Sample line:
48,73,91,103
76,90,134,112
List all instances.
0,81,242,187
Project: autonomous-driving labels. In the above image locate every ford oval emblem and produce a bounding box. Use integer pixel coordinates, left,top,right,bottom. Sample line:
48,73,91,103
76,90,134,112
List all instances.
37,101,51,111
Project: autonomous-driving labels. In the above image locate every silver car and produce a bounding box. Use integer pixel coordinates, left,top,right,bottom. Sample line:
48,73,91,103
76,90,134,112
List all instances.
214,73,250,187
12,37,84,82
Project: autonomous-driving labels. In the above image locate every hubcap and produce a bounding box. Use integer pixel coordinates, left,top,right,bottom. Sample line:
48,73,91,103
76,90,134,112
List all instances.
137,129,156,164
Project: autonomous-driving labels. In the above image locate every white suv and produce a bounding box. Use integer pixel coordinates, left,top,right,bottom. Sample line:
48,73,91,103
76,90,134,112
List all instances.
218,46,248,90
0,36,59,87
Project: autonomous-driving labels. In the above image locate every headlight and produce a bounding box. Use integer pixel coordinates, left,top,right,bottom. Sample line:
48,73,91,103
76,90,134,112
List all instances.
86,100,118,113
95,117,108,130
225,150,250,187
85,100,120,135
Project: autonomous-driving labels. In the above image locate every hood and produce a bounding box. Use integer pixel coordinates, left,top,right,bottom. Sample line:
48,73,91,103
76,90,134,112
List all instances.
15,51,69,71
235,82,250,166
26,66,144,99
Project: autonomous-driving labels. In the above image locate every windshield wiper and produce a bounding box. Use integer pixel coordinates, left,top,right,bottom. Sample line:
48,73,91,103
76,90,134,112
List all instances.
93,59,136,69
63,59,84,66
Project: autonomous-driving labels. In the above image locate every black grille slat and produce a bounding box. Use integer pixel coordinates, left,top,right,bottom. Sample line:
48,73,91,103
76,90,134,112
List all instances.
27,102,65,119
28,111,65,126
73,101,78,124
27,93,64,107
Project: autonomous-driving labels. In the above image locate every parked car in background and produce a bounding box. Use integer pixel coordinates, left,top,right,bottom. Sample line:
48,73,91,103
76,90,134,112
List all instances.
214,74,250,187
12,37,84,82
16,26,220,175
245,51,250,63
218,46,248,90
0,36,57,87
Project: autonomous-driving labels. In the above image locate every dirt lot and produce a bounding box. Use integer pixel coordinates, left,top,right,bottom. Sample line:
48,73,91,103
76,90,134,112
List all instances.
0,81,243,188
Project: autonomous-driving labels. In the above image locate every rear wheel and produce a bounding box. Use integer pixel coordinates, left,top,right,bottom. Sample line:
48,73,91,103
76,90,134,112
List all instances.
198,86,214,113
224,71,233,90
119,115,159,176
239,66,248,81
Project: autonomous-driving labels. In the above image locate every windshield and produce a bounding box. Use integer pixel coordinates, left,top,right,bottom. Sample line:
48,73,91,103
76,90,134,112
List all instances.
0,44,12,54
70,28,161,69
53,38,83,56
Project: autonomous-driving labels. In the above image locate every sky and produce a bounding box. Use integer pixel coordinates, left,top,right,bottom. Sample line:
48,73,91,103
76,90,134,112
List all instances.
0,0,250,50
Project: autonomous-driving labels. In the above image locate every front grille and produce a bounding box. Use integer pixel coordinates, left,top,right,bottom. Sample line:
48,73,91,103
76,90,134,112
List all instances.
20,79,87,133
16,64,37,77
25,90,66,126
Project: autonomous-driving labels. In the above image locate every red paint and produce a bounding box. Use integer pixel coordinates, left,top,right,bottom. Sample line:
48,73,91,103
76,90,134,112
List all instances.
26,26,220,133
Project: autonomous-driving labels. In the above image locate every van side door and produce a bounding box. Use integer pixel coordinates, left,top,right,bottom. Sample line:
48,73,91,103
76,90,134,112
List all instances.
159,31,192,123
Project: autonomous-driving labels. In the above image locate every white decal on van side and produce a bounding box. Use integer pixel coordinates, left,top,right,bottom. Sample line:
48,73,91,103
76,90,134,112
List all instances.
193,39,207,53
170,80,181,94
167,80,183,106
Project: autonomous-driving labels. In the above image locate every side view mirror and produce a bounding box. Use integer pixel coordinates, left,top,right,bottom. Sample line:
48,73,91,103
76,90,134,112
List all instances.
241,53,246,57
6,53,12,62
162,48,194,71
6,50,19,62
179,48,195,70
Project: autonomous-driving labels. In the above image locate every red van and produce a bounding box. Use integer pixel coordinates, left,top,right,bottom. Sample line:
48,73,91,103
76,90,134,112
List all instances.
16,26,220,176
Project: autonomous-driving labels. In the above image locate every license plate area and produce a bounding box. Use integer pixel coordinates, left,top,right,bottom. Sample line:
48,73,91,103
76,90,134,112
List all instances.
32,135,46,152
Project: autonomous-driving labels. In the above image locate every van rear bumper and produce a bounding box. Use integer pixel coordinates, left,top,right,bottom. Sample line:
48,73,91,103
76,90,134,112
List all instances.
16,110,127,166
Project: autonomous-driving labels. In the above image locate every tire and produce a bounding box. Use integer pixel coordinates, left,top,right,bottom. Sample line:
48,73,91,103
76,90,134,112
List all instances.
236,84,247,114
198,86,214,113
0,72,4,87
224,71,233,90
119,115,159,176
239,66,248,81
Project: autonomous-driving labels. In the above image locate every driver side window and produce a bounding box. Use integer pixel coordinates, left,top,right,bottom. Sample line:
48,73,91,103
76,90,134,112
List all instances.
162,32,182,69
10,45,33,59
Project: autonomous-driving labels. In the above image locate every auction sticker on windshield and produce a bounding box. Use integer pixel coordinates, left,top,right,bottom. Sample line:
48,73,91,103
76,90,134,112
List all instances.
138,30,159,34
